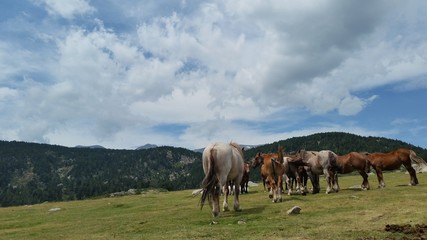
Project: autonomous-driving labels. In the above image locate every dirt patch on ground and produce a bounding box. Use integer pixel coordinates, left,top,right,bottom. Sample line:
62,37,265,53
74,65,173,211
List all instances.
358,224,427,240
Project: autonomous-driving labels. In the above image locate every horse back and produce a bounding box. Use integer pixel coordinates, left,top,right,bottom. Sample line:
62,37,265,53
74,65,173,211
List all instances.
366,149,410,170
338,152,369,173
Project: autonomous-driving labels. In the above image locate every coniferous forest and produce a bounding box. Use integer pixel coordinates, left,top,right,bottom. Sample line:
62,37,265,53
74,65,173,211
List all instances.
1,132,426,207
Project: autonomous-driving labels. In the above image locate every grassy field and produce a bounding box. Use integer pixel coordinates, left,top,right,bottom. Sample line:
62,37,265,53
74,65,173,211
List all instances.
0,172,426,240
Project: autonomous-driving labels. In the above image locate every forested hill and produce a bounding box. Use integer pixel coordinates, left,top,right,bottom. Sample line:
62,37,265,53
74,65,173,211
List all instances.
1,132,426,207
0,141,203,207
244,132,427,159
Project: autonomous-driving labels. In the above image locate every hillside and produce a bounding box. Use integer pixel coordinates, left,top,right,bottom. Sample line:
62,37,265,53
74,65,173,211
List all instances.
1,132,426,207
0,141,202,207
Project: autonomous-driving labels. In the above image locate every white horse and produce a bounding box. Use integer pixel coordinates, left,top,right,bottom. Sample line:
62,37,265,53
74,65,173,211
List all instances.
299,150,339,194
200,142,245,218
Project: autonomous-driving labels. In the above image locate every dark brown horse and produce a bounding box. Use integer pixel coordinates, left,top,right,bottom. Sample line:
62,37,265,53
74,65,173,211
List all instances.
252,150,284,202
281,150,308,195
364,148,427,188
240,162,250,194
334,152,371,190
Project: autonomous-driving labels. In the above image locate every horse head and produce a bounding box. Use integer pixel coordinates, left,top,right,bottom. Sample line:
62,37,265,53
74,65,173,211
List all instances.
251,152,264,168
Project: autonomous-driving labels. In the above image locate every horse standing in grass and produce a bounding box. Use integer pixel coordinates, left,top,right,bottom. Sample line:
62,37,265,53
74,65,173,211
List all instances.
298,149,339,194
240,162,250,194
334,152,371,191
200,142,245,218
282,152,308,195
251,152,277,192
364,148,427,188
252,149,284,203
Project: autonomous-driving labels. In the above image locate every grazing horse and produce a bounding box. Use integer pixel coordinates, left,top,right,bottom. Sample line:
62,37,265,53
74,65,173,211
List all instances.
364,148,427,188
282,155,308,195
252,150,284,202
240,162,250,194
298,149,339,194
334,152,371,190
200,142,245,218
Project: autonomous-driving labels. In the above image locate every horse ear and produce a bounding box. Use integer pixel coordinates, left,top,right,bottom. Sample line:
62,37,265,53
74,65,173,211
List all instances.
242,147,245,151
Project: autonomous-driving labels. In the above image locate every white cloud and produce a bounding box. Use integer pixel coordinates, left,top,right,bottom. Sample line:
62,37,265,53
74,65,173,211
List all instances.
33,0,95,19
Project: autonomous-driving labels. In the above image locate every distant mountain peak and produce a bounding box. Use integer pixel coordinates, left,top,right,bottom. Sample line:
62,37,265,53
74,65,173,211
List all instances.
74,145,105,149
136,144,158,150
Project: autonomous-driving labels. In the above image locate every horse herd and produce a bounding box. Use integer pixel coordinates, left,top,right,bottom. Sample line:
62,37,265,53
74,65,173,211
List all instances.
199,142,427,218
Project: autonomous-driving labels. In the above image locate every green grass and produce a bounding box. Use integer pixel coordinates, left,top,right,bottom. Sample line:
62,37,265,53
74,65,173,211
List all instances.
1,172,426,240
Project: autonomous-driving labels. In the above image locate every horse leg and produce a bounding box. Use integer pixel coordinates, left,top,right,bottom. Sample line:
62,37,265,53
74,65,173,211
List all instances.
233,181,242,211
324,169,332,194
222,184,230,212
333,172,340,192
212,185,221,218
285,175,292,195
277,175,283,202
375,168,385,188
404,164,418,186
358,170,370,190
307,171,320,194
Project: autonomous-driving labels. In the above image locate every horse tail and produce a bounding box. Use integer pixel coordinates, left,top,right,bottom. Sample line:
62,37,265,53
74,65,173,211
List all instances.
365,159,371,173
409,150,427,165
200,147,218,210
362,152,371,173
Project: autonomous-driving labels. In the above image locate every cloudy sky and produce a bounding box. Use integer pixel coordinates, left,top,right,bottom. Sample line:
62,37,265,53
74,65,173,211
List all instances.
1,0,427,150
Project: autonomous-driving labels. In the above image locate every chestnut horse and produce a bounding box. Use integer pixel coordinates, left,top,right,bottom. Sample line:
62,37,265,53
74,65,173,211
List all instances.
200,142,244,217
364,148,427,188
298,149,339,194
252,150,284,202
251,152,276,192
334,152,371,190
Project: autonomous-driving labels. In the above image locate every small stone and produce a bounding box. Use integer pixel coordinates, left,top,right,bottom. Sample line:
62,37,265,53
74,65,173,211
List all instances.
287,206,301,215
48,207,61,212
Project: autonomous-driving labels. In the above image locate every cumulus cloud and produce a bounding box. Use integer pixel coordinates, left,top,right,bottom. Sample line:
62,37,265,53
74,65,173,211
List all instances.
1,0,427,149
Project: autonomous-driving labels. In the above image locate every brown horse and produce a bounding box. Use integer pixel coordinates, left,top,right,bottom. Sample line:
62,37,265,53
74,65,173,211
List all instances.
200,142,245,217
364,148,427,188
334,152,371,190
281,150,308,195
252,150,284,202
251,152,276,192
240,162,250,194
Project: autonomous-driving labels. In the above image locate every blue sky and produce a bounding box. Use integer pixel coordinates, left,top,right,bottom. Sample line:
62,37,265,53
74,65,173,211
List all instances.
1,0,427,150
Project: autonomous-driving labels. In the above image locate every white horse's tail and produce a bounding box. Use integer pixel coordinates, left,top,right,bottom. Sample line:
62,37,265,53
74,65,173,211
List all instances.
409,150,427,171
200,147,218,210
409,150,427,164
